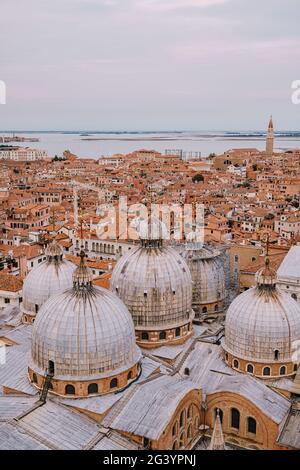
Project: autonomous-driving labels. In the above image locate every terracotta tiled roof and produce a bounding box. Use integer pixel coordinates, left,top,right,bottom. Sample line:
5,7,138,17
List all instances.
0,273,23,292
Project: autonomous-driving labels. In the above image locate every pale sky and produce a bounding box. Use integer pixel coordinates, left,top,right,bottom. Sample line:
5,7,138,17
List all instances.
0,0,299,131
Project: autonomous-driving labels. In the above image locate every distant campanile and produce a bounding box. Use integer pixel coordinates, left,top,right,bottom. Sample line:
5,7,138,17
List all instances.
266,115,274,157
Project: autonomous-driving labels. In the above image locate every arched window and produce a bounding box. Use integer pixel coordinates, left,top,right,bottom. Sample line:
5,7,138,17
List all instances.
231,408,240,429
187,405,193,419
48,360,55,375
159,331,166,340
141,332,149,340
88,383,98,394
280,366,286,376
247,364,254,374
202,306,207,313
225,353,228,361
179,431,185,448
214,305,218,312
263,366,271,376
247,417,257,434
65,384,75,395
233,359,239,369
172,440,178,450
194,416,200,432
187,425,192,441
110,378,118,389
180,410,186,427
32,373,37,384
274,350,279,361
175,327,181,337
172,422,178,437
214,408,223,424
127,370,133,381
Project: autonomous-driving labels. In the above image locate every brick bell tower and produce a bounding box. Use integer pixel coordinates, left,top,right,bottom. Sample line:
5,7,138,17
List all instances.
266,115,274,157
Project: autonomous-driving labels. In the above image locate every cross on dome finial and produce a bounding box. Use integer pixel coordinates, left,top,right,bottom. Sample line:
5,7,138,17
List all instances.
73,248,93,290
256,232,277,289
45,208,62,262
50,207,56,236
73,208,93,289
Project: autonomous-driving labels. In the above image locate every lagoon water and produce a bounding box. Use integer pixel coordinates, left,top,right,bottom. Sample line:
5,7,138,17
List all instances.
2,131,300,159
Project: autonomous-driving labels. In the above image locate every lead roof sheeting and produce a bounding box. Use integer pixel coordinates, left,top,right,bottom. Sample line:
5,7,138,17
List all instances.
0,423,49,450
0,396,37,421
0,347,37,395
178,341,290,423
93,432,140,450
102,375,199,440
57,393,121,415
19,401,100,450
277,246,300,279
277,409,300,449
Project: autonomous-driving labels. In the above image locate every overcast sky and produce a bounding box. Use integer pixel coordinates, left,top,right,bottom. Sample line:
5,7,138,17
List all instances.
0,0,299,131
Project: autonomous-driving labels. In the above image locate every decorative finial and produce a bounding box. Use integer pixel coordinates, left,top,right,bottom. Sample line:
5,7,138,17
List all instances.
45,208,62,261
262,232,270,266
50,207,56,235
78,208,84,250
256,232,277,289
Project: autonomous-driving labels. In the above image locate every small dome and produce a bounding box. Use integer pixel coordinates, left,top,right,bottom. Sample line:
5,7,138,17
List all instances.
30,260,141,383
255,257,277,287
22,245,75,317
110,244,193,330
131,216,168,247
45,240,63,259
72,250,93,288
224,265,300,364
181,244,226,308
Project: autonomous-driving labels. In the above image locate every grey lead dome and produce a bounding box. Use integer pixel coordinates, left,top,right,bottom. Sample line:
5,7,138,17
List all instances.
224,265,300,363
22,241,75,316
30,263,141,380
181,244,226,307
110,244,194,329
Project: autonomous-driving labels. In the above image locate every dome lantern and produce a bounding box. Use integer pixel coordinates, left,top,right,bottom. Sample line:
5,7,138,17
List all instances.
72,250,93,290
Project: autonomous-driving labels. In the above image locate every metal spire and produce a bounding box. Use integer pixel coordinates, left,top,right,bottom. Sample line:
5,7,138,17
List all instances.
208,409,225,450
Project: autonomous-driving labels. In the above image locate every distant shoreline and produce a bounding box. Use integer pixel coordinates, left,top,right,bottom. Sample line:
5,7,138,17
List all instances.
1,130,300,138
81,136,300,142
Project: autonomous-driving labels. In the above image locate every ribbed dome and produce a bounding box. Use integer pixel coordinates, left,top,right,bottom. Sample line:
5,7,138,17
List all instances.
30,277,141,381
22,244,75,316
224,283,300,363
110,244,193,329
181,245,225,306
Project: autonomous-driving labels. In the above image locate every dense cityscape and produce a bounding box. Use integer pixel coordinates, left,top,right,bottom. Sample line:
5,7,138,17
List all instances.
0,117,299,450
